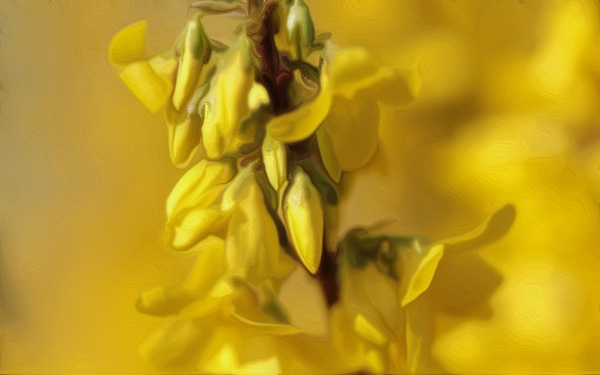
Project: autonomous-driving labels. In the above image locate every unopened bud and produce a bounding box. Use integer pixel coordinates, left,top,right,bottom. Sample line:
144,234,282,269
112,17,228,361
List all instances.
283,167,324,274
262,133,287,191
172,14,210,111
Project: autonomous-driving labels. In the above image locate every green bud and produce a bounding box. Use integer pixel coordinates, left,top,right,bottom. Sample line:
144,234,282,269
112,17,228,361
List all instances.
285,0,315,60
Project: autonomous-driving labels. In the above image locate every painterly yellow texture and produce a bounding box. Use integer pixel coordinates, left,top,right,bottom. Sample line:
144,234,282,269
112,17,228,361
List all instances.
1,0,599,373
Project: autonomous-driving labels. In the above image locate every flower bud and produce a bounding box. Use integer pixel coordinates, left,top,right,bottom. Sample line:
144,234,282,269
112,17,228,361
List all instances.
283,167,324,274
172,13,210,111
284,0,315,60
200,39,260,159
166,81,211,168
262,133,287,191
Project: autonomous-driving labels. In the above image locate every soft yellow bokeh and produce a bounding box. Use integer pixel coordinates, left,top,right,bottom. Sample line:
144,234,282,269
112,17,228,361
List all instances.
1,0,600,373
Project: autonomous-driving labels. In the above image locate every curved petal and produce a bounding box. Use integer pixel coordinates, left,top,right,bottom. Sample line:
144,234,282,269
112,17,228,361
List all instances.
399,243,445,307
320,93,380,172
316,126,342,183
108,20,147,65
368,65,421,106
136,285,198,316
330,45,420,106
165,78,211,168
167,116,203,168
168,205,229,251
329,46,379,100
182,236,226,293
138,319,208,368
201,44,258,159
225,179,291,283
166,159,235,221
267,61,332,143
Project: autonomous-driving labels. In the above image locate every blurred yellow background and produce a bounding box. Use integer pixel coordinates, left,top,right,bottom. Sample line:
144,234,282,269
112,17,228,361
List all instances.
1,0,600,373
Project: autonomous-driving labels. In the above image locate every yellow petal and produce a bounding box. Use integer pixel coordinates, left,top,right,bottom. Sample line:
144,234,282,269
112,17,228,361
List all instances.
226,179,288,283
341,263,399,337
330,45,419,106
148,52,178,78
136,285,197,316
247,82,270,112
277,266,329,337
220,161,256,212
138,319,206,368
120,61,172,113
329,46,379,100
262,133,287,191
181,235,226,293
353,314,387,346
108,20,147,65
229,281,300,334
267,61,332,143
368,65,421,106
442,204,517,252
399,242,445,307
201,44,258,159
320,93,380,172
167,115,202,168
166,159,235,221
165,80,211,168
316,127,342,183
168,206,228,251
283,167,324,274
172,14,210,111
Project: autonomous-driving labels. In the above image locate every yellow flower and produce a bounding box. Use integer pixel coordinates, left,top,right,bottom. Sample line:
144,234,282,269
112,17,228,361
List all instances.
225,172,295,284
267,43,421,182
199,38,267,160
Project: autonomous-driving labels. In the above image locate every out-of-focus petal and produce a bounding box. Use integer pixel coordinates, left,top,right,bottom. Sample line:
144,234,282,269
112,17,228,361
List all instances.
182,236,226,293
137,285,198,316
138,319,208,368
277,267,329,337
319,93,380,172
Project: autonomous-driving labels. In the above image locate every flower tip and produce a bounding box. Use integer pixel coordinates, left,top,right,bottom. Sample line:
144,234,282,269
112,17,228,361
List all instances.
108,20,148,66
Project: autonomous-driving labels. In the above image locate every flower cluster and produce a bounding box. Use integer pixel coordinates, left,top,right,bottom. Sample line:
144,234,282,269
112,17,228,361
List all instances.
109,0,509,373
